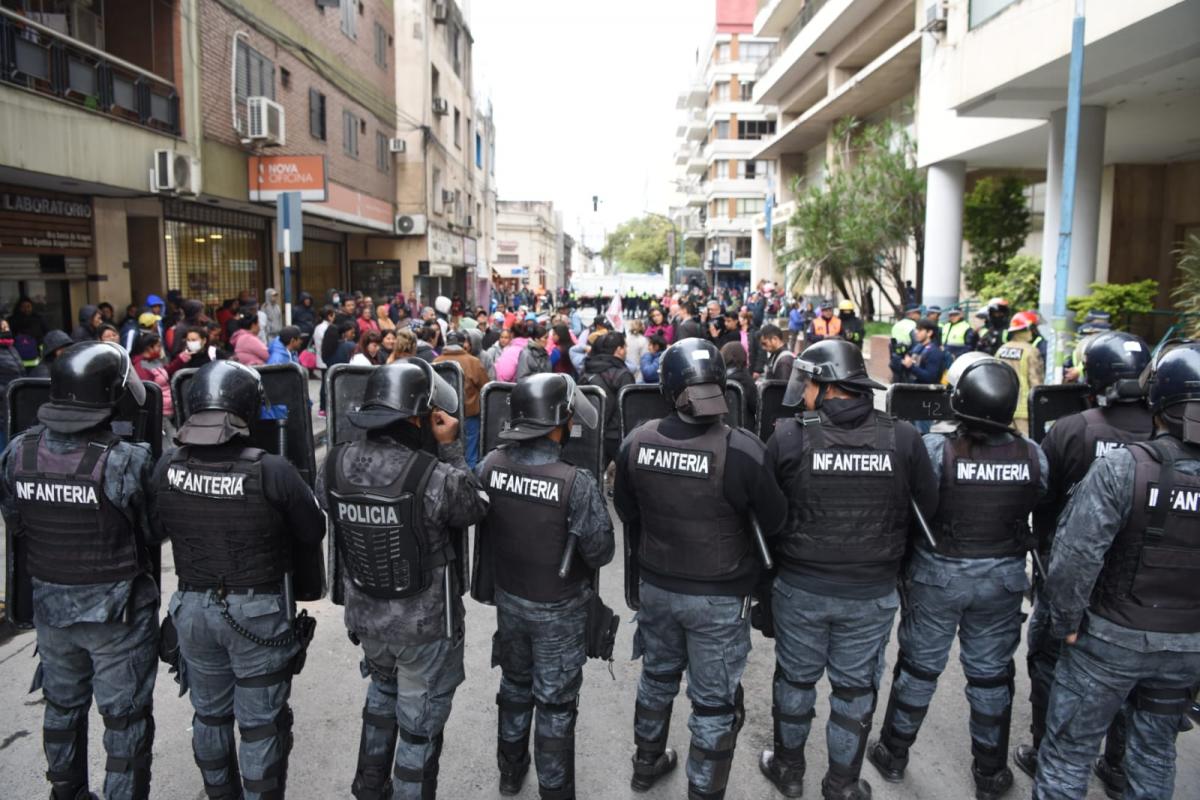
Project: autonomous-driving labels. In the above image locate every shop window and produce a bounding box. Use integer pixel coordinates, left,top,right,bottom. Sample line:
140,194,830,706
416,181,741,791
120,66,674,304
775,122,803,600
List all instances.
164,202,267,304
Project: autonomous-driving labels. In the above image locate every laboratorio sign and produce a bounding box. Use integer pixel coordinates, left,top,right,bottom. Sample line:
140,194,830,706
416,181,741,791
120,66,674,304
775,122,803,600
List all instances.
2,193,93,219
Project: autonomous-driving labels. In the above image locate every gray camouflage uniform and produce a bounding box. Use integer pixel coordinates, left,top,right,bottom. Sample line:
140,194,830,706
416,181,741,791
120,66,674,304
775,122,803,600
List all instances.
1034,444,1200,800
0,426,157,800
477,438,615,798
317,437,488,800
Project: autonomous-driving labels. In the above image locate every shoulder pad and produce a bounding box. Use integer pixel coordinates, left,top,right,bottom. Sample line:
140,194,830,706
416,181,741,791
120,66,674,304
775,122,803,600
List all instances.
727,427,767,462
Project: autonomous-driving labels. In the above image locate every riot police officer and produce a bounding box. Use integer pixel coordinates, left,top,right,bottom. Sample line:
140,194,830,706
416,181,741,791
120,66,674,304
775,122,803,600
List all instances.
477,373,615,799
0,342,158,800
1016,330,1154,788
867,354,1047,799
761,339,938,800
154,360,325,800
1033,342,1200,799
615,338,787,799
319,359,489,800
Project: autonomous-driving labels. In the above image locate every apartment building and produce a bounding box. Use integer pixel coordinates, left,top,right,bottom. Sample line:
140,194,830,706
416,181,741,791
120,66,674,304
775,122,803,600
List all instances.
918,0,1200,328
0,0,201,328
749,0,922,294
495,200,565,295
672,0,778,292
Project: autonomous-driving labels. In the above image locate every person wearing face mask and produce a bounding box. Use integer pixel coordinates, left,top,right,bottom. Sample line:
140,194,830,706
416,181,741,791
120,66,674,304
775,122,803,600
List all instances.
173,327,220,369
132,333,180,421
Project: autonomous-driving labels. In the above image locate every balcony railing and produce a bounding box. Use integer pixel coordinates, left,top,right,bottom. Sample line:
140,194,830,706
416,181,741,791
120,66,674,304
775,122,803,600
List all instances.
756,0,831,79
0,8,180,135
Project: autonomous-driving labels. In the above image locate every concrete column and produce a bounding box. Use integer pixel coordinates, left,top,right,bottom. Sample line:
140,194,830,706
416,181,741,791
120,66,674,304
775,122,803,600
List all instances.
1039,106,1107,315
921,160,966,310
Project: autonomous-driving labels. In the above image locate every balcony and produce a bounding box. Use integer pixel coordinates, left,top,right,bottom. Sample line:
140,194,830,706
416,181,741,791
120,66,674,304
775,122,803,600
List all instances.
755,0,831,79
0,7,180,136
685,154,708,175
676,82,708,109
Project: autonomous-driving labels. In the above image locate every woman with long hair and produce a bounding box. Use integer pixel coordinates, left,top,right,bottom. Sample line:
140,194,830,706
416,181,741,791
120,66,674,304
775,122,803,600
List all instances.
550,324,576,377
350,330,383,366
387,328,418,363
645,306,674,344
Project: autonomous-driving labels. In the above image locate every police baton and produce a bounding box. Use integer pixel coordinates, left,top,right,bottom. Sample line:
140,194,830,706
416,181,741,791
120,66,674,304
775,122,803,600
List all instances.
910,498,939,551
1030,548,1048,582
558,536,577,579
273,415,296,623
751,513,773,571
443,566,454,640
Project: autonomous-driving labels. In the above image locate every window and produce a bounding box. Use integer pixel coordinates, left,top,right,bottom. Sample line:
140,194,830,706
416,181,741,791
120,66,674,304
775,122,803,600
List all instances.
735,198,764,217
374,22,388,69
279,68,291,89
735,237,752,259
970,0,1020,28
475,131,483,169
714,120,730,139
341,0,357,39
308,89,326,140
449,21,462,76
737,119,776,140
343,110,359,157
715,42,730,63
738,160,773,180
740,42,772,62
713,160,729,180
431,66,440,107
376,131,389,172
235,40,274,132
739,80,755,101
496,253,519,265
714,82,730,102
453,107,461,148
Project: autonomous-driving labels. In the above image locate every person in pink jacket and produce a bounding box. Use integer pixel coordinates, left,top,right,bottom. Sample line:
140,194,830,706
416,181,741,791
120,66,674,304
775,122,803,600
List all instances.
230,311,268,366
131,332,185,419
493,327,529,382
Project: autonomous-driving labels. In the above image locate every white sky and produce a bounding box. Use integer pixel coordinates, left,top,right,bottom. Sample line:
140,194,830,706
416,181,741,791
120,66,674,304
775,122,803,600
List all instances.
470,0,715,250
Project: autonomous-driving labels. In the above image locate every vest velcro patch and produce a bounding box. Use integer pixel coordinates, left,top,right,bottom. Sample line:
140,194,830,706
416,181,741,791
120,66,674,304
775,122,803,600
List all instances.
810,449,893,475
634,444,713,478
336,501,401,526
1094,440,1124,458
488,468,566,505
1147,484,1200,515
15,479,99,507
954,460,1032,484
996,346,1024,360
167,467,245,498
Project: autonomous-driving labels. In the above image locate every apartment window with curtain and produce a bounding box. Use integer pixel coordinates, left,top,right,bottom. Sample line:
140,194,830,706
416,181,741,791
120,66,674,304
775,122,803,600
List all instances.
737,119,776,140
234,41,274,132
340,0,357,39
715,42,730,63
714,82,730,102
739,80,755,101
740,42,772,62
738,160,773,179
374,22,388,69
375,132,389,172
714,120,730,139
735,198,764,217
343,111,359,158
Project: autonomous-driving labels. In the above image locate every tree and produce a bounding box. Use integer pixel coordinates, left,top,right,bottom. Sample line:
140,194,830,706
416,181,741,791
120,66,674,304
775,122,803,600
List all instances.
1067,280,1159,329
776,117,925,316
601,215,679,273
963,176,1031,292
1171,234,1200,338
975,254,1041,311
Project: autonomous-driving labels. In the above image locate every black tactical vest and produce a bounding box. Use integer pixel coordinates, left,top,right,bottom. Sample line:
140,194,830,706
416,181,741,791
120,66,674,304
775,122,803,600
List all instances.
777,411,910,569
1090,438,1200,633
1081,406,1153,463
158,446,287,588
627,419,748,579
328,441,440,599
13,431,140,585
481,449,588,602
930,433,1041,559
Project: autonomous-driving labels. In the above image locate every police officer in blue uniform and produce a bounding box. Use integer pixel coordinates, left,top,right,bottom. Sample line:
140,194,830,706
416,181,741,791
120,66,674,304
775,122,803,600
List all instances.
867,354,1047,799
1016,331,1154,791
320,359,489,800
0,342,158,800
760,339,938,800
1034,342,1200,799
154,361,326,800
615,338,787,800
477,373,614,799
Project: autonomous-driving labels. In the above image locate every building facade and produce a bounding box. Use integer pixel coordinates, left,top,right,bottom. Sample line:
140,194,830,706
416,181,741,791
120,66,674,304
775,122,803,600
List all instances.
494,200,564,295
672,0,779,293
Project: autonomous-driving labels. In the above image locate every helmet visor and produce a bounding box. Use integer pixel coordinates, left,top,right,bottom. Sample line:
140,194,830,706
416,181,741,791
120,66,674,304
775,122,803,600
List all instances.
781,359,815,408
567,378,600,430
428,368,460,415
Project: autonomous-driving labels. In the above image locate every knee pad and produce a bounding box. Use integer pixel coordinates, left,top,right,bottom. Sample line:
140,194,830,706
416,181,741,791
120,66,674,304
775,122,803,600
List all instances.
239,705,294,800
828,685,878,775
633,702,672,754
353,708,399,800
43,701,89,789
965,664,1016,773
102,705,154,798
688,728,738,795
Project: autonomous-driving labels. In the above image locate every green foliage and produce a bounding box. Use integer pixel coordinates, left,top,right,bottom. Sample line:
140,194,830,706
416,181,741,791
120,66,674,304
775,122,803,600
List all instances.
1067,279,1159,328
974,254,1042,311
963,176,1031,292
776,116,925,316
601,215,676,274
1171,234,1200,338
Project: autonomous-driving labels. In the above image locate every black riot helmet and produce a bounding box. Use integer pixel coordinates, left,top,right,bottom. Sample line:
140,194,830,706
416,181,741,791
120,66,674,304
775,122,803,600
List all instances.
348,358,459,430
783,338,884,408
39,341,146,432
1146,341,1200,444
500,373,599,441
1083,331,1151,405
950,357,1020,431
659,338,728,419
186,360,264,423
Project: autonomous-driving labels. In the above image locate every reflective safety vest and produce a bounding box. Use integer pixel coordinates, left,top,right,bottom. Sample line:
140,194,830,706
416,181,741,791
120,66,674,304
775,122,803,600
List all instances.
812,317,842,338
996,340,1036,420
891,319,916,353
942,319,970,348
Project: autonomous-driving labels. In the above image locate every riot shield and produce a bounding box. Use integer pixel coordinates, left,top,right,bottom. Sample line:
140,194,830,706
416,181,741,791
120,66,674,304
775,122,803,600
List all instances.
756,380,791,441
324,361,467,606
617,382,746,440
885,384,954,423
4,378,163,629
173,363,326,603
1028,384,1092,444
472,382,607,604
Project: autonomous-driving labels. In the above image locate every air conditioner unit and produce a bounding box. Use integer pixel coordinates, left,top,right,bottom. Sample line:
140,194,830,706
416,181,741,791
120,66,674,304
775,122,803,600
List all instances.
432,2,448,23
432,97,449,116
395,213,428,236
151,150,202,195
246,96,286,146
389,137,406,154
923,0,948,32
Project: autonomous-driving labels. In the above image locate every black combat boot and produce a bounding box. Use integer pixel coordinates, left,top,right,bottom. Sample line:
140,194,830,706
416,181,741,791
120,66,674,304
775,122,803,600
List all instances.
820,774,872,800
631,748,677,791
497,735,530,795
865,739,907,783
759,749,805,797
971,763,1014,800
1012,743,1038,780
1092,755,1127,800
